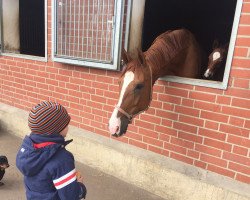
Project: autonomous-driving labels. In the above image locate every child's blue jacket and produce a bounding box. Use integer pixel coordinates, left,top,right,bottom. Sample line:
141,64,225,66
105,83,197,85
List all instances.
16,133,87,200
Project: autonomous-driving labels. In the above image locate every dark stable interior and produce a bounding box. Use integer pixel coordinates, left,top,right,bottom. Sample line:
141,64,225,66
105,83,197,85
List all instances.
19,0,45,57
142,0,237,81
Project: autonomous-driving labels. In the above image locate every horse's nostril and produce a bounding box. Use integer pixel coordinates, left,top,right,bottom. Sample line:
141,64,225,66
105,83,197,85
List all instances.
112,133,119,137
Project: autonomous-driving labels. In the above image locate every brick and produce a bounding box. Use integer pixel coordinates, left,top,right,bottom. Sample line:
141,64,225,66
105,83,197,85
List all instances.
233,47,248,57
200,111,229,123
222,106,250,119
158,94,181,104
194,86,223,95
220,124,249,138
194,160,207,169
195,144,222,157
229,116,245,127
164,143,187,155
245,120,250,129
175,106,200,117
135,120,155,131
229,162,250,175
140,114,161,124
205,121,219,130
129,139,147,150
162,102,174,111
233,145,248,156
233,79,249,89
189,91,216,102
187,150,199,159
194,101,221,112
151,101,163,109
200,154,227,167
232,58,250,68
232,98,250,109
207,165,235,178
230,69,250,79
153,84,165,93
171,137,194,149
173,122,197,134
227,135,250,148
161,118,173,127
242,3,250,13
181,98,194,107
126,131,142,141
224,88,250,99
165,87,189,98
236,174,250,184
155,125,177,137
170,152,193,165
148,145,164,155
178,132,203,143
159,133,170,142
139,128,159,139
240,14,250,25
216,96,231,105
236,37,250,47
156,110,178,121
223,152,250,166
143,136,163,148
204,138,232,152
179,115,204,126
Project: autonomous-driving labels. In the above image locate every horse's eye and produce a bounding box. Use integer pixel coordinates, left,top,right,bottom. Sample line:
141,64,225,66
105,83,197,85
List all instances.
134,83,144,91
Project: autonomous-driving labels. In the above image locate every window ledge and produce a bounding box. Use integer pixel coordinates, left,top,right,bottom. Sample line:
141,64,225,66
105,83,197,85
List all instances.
1,53,47,62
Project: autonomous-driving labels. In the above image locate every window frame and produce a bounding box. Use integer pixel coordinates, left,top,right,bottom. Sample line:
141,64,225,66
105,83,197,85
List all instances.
0,0,48,62
129,0,243,90
52,0,126,71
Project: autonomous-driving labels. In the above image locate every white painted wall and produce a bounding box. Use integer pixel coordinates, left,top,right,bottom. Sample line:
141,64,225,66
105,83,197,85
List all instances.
2,0,20,52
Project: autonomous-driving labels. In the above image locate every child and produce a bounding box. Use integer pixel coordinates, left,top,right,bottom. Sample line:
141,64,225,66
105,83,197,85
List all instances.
0,155,10,186
16,101,87,200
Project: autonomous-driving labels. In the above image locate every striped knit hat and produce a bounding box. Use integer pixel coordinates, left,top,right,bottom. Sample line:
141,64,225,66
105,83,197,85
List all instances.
28,101,71,135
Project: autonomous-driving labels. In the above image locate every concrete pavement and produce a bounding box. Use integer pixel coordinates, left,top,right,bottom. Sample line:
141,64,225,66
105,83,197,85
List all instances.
0,131,167,200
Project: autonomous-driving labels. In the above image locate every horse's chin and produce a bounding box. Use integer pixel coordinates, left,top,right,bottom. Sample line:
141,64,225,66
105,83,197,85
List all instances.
111,118,130,137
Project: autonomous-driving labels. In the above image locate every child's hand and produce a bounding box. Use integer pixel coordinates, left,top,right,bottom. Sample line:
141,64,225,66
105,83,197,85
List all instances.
76,171,84,183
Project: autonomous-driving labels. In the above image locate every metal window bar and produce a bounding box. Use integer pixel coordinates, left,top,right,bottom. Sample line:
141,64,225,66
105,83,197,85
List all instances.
56,0,115,63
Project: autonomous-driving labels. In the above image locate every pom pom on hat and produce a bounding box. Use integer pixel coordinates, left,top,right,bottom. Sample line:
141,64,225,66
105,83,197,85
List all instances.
28,101,71,135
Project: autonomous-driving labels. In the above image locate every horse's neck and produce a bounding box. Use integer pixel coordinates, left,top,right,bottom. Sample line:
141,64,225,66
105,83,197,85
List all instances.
144,32,186,82
145,51,171,83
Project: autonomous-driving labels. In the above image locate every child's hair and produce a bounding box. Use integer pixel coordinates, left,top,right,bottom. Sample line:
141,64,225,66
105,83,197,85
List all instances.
28,101,71,135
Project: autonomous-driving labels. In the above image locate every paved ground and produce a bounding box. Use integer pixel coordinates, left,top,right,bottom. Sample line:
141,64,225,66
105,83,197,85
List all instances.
0,131,167,200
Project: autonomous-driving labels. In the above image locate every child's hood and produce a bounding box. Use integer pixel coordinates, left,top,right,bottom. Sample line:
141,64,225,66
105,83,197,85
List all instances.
16,133,71,176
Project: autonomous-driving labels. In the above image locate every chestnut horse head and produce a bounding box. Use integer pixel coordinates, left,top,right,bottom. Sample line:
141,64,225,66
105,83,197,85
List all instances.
108,49,153,137
109,29,204,137
204,40,228,79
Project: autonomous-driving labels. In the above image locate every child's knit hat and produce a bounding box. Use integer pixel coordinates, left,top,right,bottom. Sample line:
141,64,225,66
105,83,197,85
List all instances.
28,101,71,135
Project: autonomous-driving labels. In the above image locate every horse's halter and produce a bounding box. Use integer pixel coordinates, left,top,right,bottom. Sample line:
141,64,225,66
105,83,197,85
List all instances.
115,65,153,122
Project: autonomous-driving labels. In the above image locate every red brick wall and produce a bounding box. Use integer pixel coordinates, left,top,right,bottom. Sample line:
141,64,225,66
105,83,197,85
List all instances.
0,0,249,185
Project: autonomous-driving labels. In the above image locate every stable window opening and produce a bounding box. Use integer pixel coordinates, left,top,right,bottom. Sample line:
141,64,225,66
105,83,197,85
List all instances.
128,0,243,89
1,0,46,58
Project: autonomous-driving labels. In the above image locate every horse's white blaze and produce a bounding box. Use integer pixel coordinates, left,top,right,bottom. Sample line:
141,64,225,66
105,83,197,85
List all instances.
213,52,221,61
204,69,211,78
109,71,135,134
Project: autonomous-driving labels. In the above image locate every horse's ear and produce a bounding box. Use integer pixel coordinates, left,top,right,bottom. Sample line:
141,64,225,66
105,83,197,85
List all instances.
212,39,219,49
121,48,131,65
137,49,146,66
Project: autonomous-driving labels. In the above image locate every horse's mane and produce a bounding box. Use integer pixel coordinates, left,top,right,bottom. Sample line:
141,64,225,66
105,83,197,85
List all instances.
120,60,141,77
145,29,192,71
